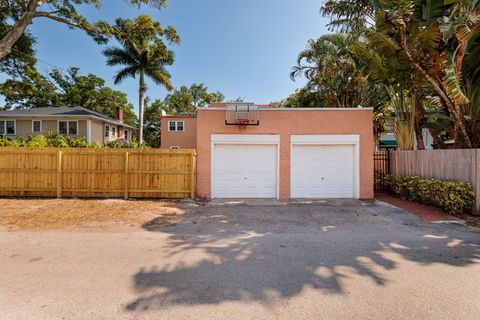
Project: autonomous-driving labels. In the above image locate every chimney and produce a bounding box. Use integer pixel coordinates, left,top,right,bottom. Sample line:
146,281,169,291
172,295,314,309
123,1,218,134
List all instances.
116,107,124,123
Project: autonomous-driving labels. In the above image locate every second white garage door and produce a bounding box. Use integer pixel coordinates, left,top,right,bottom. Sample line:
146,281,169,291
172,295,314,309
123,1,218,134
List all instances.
291,144,356,198
213,144,278,198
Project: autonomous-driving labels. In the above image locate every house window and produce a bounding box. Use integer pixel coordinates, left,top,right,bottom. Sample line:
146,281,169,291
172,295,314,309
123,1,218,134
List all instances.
105,125,110,137
111,126,116,137
0,120,15,135
32,120,42,133
58,121,77,135
168,121,184,132
124,130,128,140
69,121,77,135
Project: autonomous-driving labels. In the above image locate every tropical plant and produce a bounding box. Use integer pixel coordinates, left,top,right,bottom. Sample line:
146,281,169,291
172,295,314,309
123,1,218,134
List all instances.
321,0,480,149
321,0,376,33
291,33,370,108
393,0,479,148
386,87,415,150
103,15,179,143
465,80,480,147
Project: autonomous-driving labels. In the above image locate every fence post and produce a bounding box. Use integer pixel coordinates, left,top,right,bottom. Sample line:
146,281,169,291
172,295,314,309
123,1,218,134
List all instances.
190,150,196,199
124,151,129,200
475,149,480,215
386,149,391,175
56,150,62,198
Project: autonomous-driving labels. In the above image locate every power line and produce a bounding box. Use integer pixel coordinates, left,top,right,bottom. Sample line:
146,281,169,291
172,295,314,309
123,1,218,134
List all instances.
10,47,69,72
8,47,138,101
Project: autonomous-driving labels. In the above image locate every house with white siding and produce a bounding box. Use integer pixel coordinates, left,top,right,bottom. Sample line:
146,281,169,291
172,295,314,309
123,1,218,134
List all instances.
0,106,135,144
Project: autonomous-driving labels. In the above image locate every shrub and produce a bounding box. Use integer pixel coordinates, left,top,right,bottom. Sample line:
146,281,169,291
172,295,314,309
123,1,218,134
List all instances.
0,133,149,149
386,175,475,217
103,140,149,149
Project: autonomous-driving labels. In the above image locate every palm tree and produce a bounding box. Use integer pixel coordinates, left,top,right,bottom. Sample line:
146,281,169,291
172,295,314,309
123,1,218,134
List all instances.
291,34,369,108
322,0,480,148
320,0,375,33
103,16,177,144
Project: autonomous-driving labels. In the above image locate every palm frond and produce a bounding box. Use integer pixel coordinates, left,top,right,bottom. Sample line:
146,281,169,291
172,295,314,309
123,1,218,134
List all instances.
348,44,390,83
414,25,442,51
113,66,139,85
414,0,449,25
144,67,172,89
364,29,401,56
103,47,138,67
443,62,470,105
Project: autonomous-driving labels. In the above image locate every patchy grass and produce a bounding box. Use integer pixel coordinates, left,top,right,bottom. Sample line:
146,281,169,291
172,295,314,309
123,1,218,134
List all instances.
0,198,190,231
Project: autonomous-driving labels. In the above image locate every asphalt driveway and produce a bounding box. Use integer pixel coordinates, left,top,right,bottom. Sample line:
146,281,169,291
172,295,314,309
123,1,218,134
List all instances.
1,200,479,319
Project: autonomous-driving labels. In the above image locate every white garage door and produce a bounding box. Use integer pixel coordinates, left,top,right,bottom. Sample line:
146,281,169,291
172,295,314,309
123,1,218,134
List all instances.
213,144,277,198
291,144,356,198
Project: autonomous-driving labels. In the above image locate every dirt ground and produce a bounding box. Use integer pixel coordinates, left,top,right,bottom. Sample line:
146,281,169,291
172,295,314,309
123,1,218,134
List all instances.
0,198,199,231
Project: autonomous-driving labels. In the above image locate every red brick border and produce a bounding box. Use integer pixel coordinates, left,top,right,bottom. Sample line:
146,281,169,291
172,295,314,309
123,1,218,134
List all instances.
375,193,462,222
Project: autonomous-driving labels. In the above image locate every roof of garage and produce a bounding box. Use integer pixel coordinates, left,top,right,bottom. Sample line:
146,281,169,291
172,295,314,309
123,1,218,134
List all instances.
202,105,373,111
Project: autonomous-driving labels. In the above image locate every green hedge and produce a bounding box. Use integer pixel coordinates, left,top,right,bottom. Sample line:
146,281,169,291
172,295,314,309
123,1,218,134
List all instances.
0,133,149,149
386,175,475,217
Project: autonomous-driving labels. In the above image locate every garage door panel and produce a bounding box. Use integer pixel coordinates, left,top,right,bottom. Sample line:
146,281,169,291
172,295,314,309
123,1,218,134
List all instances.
291,144,355,198
215,165,276,174
213,144,277,198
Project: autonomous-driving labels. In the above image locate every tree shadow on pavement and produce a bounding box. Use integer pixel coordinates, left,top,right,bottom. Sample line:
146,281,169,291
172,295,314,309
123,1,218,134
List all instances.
125,202,480,311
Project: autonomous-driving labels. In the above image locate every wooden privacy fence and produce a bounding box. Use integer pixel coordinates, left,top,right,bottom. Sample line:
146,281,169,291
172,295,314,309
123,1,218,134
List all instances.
0,147,197,199
390,149,480,214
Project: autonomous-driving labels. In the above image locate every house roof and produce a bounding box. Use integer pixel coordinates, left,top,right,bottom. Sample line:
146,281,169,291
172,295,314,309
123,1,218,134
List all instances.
0,106,136,129
205,102,370,110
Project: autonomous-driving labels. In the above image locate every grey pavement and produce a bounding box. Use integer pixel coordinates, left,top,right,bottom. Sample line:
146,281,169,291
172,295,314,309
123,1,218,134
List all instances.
0,200,479,319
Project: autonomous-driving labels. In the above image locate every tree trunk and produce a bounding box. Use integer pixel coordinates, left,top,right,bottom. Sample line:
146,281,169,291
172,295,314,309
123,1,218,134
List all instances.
414,92,426,150
428,128,446,149
0,0,39,59
138,70,146,144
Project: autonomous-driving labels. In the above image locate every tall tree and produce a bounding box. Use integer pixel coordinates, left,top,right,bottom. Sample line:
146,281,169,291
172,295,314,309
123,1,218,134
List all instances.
103,14,179,143
0,0,167,59
291,34,370,108
0,10,36,77
281,88,324,108
162,83,225,114
322,0,480,148
143,98,163,147
141,83,224,146
321,0,375,32
0,67,137,125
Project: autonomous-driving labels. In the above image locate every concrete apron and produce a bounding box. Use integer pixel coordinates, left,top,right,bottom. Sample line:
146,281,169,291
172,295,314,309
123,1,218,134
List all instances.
206,198,373,207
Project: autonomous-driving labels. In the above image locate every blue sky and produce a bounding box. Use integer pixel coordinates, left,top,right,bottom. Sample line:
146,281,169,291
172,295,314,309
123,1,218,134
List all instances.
12,0,329,111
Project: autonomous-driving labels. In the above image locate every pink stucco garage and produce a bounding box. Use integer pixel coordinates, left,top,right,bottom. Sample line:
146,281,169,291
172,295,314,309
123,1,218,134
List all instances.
195,105,374,200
